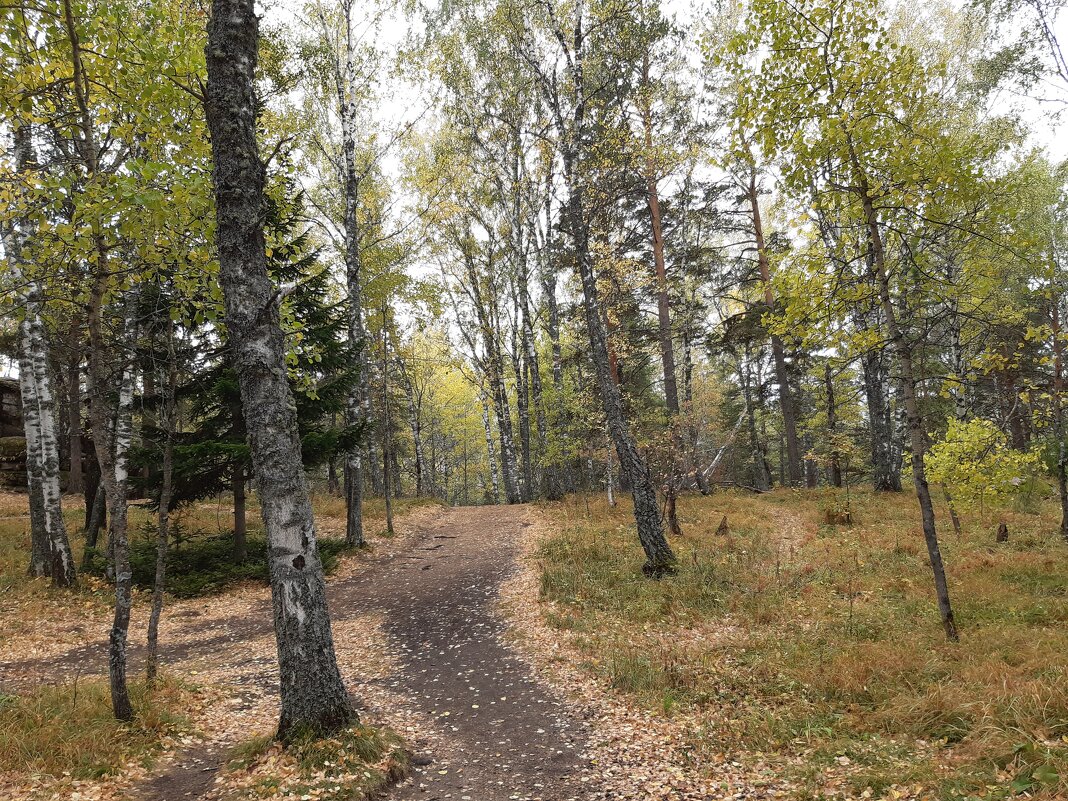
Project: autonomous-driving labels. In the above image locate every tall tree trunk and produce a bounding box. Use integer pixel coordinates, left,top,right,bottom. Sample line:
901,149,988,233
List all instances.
682,325,694,405
521,271,547,499
1051,290,1068,542
548,3,675,575
100,309,136,720
826,364,842,487
480,393,501,504
205,0,355,737
641,51,679,415
464,249,520,505
491,357,521,504
338,0,366,547
862,342,900,491
861,187,958,642
380,310,395,535
18,318,49,578
563,159,675,575
511,339,533,502
540,240,566,499
401,366,425,496
747,173,802,485
147,316,177,684
66,317,84,495
740,349,772,491
62,0,136,716
3,124,76,587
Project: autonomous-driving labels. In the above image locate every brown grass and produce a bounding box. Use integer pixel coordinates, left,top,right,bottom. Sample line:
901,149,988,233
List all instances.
0,674,195,781
537,486,1068,798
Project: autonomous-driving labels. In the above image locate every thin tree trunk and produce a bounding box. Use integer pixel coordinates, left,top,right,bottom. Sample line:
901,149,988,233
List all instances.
740,349,772,491
521,273,547,499
3,123,76,587
105,317,136,719
641,51,679,415
402,366,425,496
84,480,106,567
511,338,533,502
861,186,958,642
605,436,615,508
862,342,900,491
233,468,247,561
146,316,177,684
62,0,137,716
826,364,842,487
205,0,355,737
328,456,340,495
338,0,366,548
18,319,49,578
380,309,394,535
541,250,566,500
66,318,84,495
480,392,501,504
1051,290,1068,542
747,172,802,485
492,363,521,504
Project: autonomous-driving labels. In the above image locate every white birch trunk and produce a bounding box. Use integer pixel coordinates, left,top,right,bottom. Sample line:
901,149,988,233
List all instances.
480,393,501,504
2,123,75,586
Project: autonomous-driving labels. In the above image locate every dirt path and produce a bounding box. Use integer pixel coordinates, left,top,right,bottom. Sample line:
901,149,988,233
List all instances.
3,505,591,801
358,505,587,801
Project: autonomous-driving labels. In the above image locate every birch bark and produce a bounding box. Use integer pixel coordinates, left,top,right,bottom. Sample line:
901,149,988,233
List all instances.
205,0,355,735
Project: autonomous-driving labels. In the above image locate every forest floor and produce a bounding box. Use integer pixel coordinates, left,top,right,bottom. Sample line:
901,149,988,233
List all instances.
529,486,1068,800
3,495,656,801
0,491,445,801
4,485,1066,801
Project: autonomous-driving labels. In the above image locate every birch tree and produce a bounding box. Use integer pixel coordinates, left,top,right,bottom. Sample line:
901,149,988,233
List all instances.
204,0,355,737
1,123,76,587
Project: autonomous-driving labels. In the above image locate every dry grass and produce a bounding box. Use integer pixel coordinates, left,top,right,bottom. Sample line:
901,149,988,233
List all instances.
0,674,195,782
537,486,1068,798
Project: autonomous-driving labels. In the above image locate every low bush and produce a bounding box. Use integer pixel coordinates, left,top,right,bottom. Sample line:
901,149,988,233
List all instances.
85,524,354,598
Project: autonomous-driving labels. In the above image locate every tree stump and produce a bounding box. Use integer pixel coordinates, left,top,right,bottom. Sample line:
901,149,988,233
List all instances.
996,521,1009,543
715,515,729,536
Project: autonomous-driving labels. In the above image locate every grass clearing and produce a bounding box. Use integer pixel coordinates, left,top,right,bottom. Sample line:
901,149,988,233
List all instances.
0,674,196,782
537,487,1068,798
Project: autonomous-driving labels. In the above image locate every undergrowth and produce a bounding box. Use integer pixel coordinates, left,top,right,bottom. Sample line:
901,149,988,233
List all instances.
85,525,355,598
537,487,1068,799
